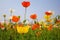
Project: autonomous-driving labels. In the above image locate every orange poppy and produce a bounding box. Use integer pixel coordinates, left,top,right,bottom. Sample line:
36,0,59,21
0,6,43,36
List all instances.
32,24,39,30
12,16,20,22
0,23,4,28
48,24,53,31
30,14,37,19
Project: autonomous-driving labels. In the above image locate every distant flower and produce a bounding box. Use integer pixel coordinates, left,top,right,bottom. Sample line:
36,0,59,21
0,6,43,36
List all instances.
39,20,44,25
9,8,15,13
30,14,37,19
32,24,40,30
45,11,53,16
0,23,5,30
1,26,5,30
3,14,6,23
56,20,60,24
44,15,51,19
3,14,6,18
47,24,53,31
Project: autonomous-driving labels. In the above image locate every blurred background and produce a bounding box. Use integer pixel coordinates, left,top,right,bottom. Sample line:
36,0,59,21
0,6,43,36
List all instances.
0,0,60,22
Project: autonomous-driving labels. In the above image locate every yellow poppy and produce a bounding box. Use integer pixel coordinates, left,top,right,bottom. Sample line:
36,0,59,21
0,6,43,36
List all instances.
39,21,44,25
43,23,48,28
46,19,52,22
17,25,30,33
44,15,51,19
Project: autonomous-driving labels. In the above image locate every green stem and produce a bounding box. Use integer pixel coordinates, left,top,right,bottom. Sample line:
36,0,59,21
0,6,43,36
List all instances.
10,12,13,23
4,17,6,23
22,34,24,40
24,8,27,20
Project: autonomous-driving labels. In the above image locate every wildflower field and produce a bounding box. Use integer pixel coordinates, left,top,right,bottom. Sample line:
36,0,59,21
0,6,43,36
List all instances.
0,10,60,40
0,0,60,40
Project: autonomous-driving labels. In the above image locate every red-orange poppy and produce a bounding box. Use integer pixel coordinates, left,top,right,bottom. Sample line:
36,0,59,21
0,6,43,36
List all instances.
30,14,37,19
45,11,52,16
56,20,60,23
12,16,20,22
22,1,30,8
48,24,53,31
32,24,39,30
0,23,4,28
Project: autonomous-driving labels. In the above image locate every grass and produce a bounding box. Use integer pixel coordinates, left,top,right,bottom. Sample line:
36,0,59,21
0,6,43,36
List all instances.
0,27,60,40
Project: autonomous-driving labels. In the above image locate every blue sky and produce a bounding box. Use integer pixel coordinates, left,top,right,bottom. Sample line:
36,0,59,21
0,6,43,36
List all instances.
0,0,60,22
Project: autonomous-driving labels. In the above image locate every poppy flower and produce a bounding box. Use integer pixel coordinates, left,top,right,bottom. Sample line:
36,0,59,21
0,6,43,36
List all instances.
17,25,30,33
32,24,39,30
0,23,5,30
12,16,20,22
46,19,52,22
43,23,48,28
44,15,51,19
45,11,52,16
22,1,30,8
48,24,53,31
30,14,37,19
56,20,60,23
1,26,5,30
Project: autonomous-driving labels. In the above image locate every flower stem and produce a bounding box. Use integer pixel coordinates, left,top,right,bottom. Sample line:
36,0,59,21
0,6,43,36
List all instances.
24,8,27,20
